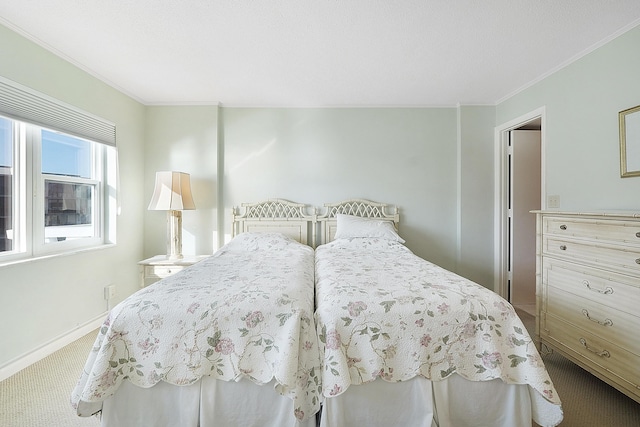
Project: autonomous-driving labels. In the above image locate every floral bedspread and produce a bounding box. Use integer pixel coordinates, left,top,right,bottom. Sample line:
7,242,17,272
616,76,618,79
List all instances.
71,233,321,422
315,238,561,409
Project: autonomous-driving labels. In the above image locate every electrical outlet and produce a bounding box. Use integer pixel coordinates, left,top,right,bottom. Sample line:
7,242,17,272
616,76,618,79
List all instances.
548,195,560,209
104,284,116,300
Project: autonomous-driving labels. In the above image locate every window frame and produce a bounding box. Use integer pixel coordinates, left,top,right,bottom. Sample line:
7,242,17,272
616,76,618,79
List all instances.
0,116,113,262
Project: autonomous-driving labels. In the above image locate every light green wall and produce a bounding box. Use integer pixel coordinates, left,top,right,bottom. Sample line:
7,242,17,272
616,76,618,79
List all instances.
496,25,640,211
458,105,496,286
144,106,219,257
222,107,461,268
0,23,146,368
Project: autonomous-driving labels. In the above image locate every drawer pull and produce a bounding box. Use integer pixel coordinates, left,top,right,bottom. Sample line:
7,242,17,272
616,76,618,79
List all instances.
583,280,613,295
559,245,567,250
560,225,567,230
636,231,640,238
636,258,640,265
579,338,610,358
581,309,613,327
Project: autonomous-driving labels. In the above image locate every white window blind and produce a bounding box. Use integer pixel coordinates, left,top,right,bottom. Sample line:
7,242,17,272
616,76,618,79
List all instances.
0,76,116,146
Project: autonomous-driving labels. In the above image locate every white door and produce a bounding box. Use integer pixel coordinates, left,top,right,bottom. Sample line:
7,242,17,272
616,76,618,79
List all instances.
509,130,541,312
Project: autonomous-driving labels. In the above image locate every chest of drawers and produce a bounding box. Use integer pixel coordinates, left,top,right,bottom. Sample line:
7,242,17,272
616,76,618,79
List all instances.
534,211,640,403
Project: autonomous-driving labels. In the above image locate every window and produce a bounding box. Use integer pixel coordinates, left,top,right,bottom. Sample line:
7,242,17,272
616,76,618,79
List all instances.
0,116,116,260
0,76,117,262
0,117,12,252
40,130,100,246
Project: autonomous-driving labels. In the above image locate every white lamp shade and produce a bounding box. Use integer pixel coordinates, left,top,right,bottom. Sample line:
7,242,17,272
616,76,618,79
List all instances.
148,171,196,211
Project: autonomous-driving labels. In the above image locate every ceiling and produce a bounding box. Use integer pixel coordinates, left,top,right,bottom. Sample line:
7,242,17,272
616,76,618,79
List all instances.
1,1,640,107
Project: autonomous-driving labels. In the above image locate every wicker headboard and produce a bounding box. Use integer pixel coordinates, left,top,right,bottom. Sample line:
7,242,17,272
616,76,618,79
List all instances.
317,199,399,245
232,199,316,245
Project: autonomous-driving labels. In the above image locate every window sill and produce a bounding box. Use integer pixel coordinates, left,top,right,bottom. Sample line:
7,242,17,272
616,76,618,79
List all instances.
0,243,116,269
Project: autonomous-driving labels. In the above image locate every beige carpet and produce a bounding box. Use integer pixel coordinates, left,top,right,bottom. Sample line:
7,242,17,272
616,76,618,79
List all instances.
538,349,640,426
1,315,640,426
0,330,100,427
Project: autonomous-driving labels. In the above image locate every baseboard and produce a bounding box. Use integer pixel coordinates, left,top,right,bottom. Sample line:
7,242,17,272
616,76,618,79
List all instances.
0,312,107,382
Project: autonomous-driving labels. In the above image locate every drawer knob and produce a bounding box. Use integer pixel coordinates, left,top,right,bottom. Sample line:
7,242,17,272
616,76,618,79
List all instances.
583,280,613,295
636,258,640,265
581,309,613,327
559,245,567,250
636,232,640,238
560,225,567,230
579,338,610,358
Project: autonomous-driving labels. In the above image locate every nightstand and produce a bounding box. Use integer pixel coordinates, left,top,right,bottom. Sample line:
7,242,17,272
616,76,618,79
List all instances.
138,255,209,288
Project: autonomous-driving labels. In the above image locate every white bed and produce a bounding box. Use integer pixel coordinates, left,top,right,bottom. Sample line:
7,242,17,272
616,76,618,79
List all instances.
314,199,564,427
71,198,563,427
71,199,321,427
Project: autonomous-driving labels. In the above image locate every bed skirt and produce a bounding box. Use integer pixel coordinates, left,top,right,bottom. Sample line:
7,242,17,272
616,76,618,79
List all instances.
319,374,563,427
95,378,315,427
83,372,561,426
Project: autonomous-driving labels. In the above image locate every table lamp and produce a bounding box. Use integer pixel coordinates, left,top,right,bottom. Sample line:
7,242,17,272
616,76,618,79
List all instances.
148,171,195,259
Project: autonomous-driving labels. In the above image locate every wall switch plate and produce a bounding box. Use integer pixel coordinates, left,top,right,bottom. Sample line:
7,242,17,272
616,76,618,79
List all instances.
104,284,116,300
548,195,560,208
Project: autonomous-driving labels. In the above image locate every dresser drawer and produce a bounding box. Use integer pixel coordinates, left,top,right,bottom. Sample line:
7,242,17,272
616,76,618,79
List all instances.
145,265,186,279
542,314,640,390
543,216,640,245
543,236,640,274
544,259,639,315
545,286,640,355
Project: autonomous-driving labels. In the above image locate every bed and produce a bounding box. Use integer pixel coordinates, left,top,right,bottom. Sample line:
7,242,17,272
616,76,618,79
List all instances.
71,199,321,427
313,199,564,427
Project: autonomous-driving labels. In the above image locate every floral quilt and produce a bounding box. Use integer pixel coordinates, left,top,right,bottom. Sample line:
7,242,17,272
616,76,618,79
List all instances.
314,238,561,409
71,233,321,422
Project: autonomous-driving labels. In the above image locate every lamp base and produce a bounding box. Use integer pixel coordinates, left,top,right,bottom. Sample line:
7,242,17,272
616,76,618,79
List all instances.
167,210,183,260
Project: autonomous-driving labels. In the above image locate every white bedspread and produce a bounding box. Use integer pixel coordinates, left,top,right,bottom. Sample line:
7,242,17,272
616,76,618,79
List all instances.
315,238,562,423
71,233,321,422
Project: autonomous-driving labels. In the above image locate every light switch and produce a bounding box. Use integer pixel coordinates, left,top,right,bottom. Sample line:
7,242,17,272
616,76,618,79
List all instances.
548,195,560,209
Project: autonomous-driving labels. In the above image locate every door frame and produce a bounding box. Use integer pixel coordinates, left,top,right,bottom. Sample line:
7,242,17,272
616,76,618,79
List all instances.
493,107,546,300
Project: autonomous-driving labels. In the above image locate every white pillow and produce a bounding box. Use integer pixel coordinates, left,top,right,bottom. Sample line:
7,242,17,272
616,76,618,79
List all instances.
334,214,405,243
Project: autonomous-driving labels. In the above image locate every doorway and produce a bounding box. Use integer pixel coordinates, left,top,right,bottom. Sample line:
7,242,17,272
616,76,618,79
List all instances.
509,128,541,315
494,108,545,314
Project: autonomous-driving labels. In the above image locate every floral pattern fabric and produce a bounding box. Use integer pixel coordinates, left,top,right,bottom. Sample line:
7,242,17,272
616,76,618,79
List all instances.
314,238,561,409
71,233,321,422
